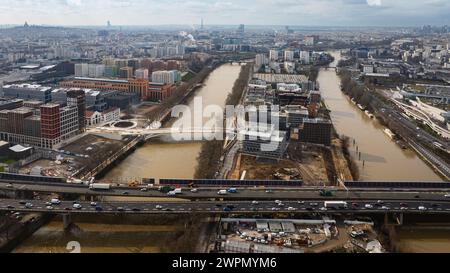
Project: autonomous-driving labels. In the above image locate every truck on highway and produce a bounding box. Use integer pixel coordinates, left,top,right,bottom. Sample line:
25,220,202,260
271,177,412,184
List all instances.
324,201,348,209
89,183,112,191
159,186,175,193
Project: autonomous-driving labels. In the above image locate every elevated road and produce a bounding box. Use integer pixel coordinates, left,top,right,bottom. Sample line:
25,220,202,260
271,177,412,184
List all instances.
1,180,450,201
1,199,450,215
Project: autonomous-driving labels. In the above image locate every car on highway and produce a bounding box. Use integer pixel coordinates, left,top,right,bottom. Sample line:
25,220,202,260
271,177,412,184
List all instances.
418,206,427,211
46,206,53,210
95,206,103,212
90,202,97,207
319,207,327,211
310,203,319,207
7,205,15,209
252,201,259,205
25,203,33,209
445,194,450,198
265,189,274,194
6,184,13,188
381,206,390,210
271,207,280,211
19,201,27,205
156,205,163,210
122,192,129,195
365,204,373,209
73,204,82,210
215,204,223,207
223,207,232,212
132,208,141,212
64,207,72,211
287,207,297,211
298,201,305,205
190,189,198,193
51,199,61,205
117,207,124,212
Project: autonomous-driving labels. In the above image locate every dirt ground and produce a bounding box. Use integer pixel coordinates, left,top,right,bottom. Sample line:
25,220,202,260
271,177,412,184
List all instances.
62,134,127,178
237,151,329,185
134,104,159,117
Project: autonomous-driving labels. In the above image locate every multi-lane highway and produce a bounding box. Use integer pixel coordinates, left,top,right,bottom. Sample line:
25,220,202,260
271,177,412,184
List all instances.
1,198,450,215
2,180,450,201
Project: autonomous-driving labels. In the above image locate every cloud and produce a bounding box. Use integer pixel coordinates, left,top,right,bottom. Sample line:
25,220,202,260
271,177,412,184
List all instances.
367,0,382,6
0,0,448,26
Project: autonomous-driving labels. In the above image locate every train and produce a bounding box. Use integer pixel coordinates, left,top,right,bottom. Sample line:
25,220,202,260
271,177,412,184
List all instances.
158,179,303,188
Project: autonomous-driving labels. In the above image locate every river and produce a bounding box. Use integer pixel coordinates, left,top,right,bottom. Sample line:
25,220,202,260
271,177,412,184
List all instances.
321,51,445,253
320,51,441,181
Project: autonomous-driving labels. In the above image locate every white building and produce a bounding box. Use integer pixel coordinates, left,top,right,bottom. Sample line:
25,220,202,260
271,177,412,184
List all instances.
59,106,79,141
299,51,310,64
135,68,149,80
85,107,121,127
75,63,89,77
152,70,178,84
255,54,269,68
363,65,374,74
269,50,279,61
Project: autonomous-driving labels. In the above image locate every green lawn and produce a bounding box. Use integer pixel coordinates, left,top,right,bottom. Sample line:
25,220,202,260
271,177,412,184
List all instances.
0,159,16,165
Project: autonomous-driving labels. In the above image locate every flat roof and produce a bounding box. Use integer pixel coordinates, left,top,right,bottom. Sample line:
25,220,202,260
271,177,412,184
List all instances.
9,145,32,153
74,77,128,84
3,83,52,92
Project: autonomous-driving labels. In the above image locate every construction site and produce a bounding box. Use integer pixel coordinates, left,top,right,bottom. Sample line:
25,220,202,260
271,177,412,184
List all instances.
16,134,132,181
215,218,384,253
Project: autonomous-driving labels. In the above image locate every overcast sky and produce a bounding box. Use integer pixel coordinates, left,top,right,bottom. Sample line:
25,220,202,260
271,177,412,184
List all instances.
0,0,449,27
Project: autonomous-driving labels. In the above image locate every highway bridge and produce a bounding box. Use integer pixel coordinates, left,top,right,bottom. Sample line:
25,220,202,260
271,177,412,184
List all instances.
1,179,450,202
1,199,450,216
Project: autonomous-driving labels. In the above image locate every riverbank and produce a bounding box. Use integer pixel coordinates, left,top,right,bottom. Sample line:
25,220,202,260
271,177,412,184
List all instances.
320,51,441,181
194,64,252,179
337,69,447,181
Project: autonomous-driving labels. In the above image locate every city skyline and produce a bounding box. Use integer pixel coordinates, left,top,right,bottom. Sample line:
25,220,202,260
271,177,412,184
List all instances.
0,0,450,27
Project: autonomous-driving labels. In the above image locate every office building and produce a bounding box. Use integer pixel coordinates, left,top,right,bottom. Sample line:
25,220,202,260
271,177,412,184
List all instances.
297,118,332,146
284,50,295,62
148,82,173,102
67,90,86,132
60,77,149,100
2,84,52,103
239,123,288,160
119,67,134,79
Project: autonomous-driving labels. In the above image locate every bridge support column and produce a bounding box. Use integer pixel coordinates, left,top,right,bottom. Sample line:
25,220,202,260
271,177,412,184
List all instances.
63,214,73,231
396,213,404,226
